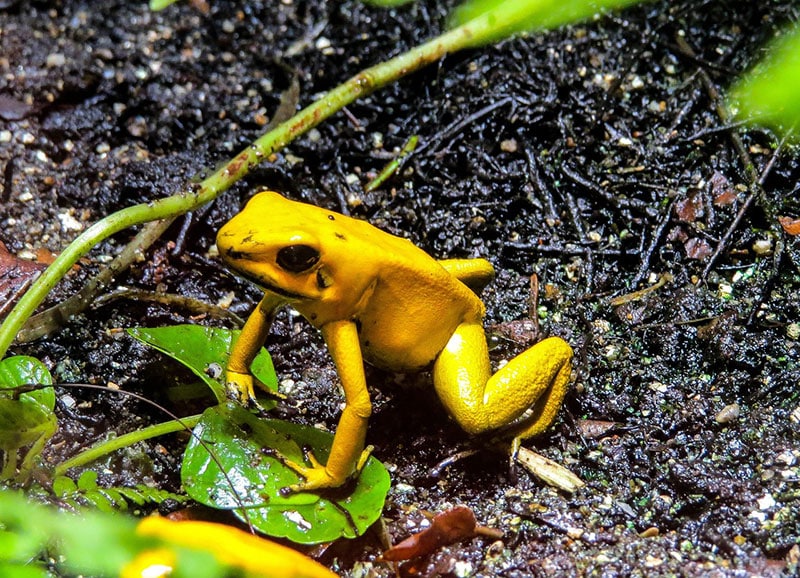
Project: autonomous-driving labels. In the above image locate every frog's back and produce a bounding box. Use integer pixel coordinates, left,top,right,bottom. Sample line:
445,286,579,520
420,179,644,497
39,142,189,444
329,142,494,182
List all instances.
328,212,486,370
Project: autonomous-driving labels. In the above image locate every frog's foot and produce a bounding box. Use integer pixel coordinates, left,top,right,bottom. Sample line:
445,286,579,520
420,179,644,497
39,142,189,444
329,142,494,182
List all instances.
280,445,374,494
225,369,257,405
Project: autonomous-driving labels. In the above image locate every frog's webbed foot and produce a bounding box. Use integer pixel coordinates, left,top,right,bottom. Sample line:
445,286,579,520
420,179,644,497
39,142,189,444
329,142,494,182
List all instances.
224,370,285,415
225,369,257,404
279,445,374,494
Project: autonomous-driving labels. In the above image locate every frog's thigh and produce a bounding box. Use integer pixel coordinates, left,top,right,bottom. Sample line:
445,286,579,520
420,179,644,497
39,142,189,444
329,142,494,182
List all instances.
437,259,495,293
432,323,571,437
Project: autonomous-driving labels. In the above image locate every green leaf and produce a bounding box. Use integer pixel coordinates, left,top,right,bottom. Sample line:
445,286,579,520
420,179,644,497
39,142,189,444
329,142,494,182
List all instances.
729,25,800,141
0,489,142,575
450,0,649,45
0,356,56,480
0,399,55,450
0,488,234,578
128,325,278,406
77,469,99,491
52,473,189,511
182,404,391,545
0,563,50,578
149,0,180,10
52,475,77,497
0,526,44,565
0,356,54,410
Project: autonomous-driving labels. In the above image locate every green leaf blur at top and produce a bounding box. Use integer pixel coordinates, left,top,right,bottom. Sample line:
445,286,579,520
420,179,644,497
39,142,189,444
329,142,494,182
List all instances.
729,25,800,142
182,404,391,545
127,325,278,407
0,356,56,481
0,488,240,578
149,0,179,10
450,0,649,45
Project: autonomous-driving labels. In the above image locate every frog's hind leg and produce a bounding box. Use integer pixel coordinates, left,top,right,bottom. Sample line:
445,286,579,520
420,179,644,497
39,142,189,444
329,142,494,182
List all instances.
431,322,572,441
437,259,495,294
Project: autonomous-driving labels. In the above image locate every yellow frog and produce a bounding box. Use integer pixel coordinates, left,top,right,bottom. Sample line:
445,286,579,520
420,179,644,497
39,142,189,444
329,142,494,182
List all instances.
216,191,573,492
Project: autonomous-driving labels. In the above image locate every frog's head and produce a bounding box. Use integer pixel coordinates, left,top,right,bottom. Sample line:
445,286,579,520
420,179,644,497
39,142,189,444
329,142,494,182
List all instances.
216,191,334,301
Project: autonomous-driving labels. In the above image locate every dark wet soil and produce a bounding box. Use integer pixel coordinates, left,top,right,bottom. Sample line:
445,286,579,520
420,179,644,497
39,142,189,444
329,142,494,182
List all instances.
2,0,799,576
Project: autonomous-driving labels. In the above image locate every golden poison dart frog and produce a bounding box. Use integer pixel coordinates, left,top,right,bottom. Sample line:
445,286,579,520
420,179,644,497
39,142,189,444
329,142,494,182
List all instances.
216,191,573,492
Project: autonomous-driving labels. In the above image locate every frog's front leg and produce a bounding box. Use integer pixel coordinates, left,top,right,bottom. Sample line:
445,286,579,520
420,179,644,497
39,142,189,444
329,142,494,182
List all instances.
282,319,373,492
431,322,572,446
225,293,283,405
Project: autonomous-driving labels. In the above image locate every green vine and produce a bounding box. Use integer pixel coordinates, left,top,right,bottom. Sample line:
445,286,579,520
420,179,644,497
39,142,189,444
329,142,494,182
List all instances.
53,414,202,477
0,0,639,359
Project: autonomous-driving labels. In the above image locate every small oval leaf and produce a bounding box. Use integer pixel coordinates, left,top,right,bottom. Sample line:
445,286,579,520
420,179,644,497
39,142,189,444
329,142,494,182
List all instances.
127,325,278,406
181,404,390,544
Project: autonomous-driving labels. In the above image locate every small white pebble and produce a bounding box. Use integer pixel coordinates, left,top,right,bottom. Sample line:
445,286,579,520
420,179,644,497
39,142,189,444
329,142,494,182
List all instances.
46,53,66,67
775,450,797,466
757,494,775,510
307,128,321,143
500,138,518,153
0,130,11,143
454,561,473,578
58,210,84,232
715,403,740,424
752,238,772,256
18,192,34,202
718,283,733,299
216,291,234,309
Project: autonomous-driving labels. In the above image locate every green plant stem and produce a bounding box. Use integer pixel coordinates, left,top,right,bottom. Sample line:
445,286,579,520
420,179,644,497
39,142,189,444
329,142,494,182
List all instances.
53,414,202,476
0,5,536,359
19,218,176,343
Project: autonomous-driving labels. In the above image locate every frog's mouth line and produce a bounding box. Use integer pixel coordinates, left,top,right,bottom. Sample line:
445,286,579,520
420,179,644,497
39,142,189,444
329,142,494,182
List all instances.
260,280,308,300
230,266,308,301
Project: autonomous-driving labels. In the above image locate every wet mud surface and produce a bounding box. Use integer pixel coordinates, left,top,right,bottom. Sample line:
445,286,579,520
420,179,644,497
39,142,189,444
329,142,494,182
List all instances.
1,0,799,576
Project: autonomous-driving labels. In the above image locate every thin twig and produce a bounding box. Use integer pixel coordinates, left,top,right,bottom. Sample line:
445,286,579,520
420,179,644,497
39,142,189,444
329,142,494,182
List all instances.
673,35,777,282
631,198,675,287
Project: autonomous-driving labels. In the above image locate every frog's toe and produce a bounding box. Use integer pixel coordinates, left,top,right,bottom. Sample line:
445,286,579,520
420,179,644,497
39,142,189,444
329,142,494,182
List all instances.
281,464,340,494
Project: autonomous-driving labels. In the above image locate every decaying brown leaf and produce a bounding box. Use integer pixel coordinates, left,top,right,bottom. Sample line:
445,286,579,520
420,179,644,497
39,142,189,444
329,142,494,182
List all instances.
778,216,800,236
381,506,499,562
0,241,45,317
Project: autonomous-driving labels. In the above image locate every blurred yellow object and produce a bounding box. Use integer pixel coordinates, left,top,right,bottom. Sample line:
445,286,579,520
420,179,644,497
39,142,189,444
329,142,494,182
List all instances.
122,516,337,578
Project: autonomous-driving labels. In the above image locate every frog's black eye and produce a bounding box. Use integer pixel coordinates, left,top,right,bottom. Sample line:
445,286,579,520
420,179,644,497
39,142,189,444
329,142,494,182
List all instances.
276,244,319,272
